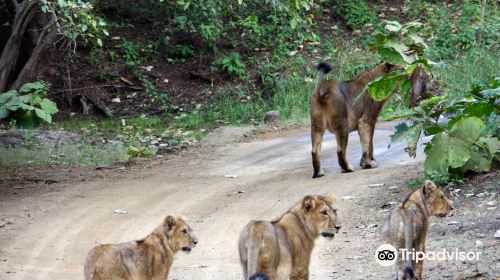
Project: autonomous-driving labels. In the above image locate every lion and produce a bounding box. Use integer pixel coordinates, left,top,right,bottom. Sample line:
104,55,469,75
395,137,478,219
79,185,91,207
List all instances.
84,215,198,280
310,62,425,177
238,194,341,280
381,180,454,280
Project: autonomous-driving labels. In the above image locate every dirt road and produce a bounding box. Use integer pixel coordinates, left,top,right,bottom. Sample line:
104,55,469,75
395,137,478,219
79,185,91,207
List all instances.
0,124,497,280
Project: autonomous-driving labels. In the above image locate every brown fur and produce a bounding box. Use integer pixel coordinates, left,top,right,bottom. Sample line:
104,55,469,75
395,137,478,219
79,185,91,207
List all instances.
238,194,341,280
84,216,198,280
382,180,454,280
310,62,401,176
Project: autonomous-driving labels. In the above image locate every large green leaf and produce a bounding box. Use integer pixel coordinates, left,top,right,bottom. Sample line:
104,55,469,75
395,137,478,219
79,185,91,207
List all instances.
19,82,46,94
378,46,405,65
424,132,448,176
9,101,34,112
384,41,415,64
463,103,495,118
384,21,402,32
0,107,9,119
461,150,492,173
478,137,500,158
405,123,423,158
34,108,52,123
367,71,404,101
448,137,470,168
0,91,17,105
381,108,416,121
409,33,428,48
449,117,485,143
424,126,445,136
39,98,59,114
399,76,411,96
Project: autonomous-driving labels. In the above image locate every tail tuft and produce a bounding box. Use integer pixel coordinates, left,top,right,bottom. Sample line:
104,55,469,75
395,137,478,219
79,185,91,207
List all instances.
250,273,269,280
317,62,333,75
403,266,415,279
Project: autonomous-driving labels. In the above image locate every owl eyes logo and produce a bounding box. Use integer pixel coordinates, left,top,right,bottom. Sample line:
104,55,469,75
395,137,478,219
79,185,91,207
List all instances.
378,249,395,261
375,244,398,266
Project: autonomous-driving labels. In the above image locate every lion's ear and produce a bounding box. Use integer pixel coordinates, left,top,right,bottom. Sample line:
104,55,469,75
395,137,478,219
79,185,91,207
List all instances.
163,216,177,232
302,195,316,212
423,180,437,196
324,193,336,205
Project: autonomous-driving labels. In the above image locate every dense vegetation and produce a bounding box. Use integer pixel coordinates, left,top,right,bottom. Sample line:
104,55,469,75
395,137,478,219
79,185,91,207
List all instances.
0,0,498,183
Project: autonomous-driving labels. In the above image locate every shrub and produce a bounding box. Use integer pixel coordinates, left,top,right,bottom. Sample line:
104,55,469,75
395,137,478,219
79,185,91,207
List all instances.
334,0,376,29
0,82,58,127
215,52,246,78
389,78,499,181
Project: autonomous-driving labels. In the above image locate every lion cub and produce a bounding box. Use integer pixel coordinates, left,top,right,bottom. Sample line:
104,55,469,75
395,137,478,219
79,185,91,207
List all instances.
238,194,341,280
84,215,198,280
382,180,453,280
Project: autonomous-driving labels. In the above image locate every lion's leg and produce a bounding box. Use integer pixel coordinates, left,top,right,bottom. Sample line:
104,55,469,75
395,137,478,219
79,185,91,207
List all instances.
414,241,425,279
391,261,399,280
334,129,353,173
290,271,309,280
311,119,326,178
358,121,378,169
369,122,378,164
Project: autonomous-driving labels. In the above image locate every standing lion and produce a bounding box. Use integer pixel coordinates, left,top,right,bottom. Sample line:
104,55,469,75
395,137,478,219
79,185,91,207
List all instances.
310,62,426,176
382,180,454,279
238,194,341,280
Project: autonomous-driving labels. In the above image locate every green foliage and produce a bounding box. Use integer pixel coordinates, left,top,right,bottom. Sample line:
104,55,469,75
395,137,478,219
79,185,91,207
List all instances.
215,52,246,78
432,45,499,99
0,82,58,127
365,19,498,183
135,73,170,110
40,0,108,47
116,39,141,66
171,45,194,59
391,78,499,181
333,0,376,29
403,0,499,58
366,21,430,101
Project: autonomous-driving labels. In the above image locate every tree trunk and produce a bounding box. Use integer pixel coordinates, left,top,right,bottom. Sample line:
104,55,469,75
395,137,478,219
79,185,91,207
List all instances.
12,24,57,89
0,0,38,92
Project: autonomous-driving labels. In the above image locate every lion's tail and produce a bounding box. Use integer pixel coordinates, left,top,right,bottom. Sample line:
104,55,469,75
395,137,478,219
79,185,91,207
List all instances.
83,249,96,280
403,219,415,279
83,258,93,280
315,62,332,97
246,236,261,279
249,272,269,280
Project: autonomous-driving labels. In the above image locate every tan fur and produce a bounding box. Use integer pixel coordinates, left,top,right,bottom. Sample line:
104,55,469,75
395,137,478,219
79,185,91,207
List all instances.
382,180,454,280
238,194,341,280
84,216,198,280
310,62,401,176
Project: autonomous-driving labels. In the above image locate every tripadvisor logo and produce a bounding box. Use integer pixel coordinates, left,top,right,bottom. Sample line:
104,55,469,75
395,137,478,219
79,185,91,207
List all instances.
375,244,481,266
375,244,398,266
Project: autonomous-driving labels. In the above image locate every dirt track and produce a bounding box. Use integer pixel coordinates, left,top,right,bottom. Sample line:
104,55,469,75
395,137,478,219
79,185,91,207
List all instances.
0,124,497,280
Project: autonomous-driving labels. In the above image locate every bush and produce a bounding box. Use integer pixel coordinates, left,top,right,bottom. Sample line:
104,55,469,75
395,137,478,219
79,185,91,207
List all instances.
404,1,499,59
334,0,376,29
0,82,58,127
390,78,499,182
215,52,246,78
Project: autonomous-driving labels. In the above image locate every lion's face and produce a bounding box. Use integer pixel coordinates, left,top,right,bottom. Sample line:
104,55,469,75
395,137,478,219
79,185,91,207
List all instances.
301,194,341,239
164,216,198,253
423,180,454,217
